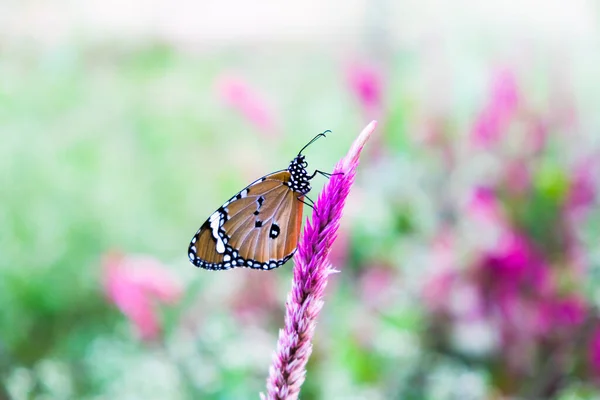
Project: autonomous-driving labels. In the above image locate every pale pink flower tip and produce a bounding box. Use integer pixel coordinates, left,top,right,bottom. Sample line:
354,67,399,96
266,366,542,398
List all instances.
347,63,383,113
216,74,278,135
264,121,376,400
472,68,519,147
103,252,182,341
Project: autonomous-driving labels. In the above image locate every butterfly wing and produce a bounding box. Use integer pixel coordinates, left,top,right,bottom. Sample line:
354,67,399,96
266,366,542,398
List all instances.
188,171,304,270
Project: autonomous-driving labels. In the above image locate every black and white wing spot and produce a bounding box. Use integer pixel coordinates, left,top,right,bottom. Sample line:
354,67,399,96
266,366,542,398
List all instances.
269,222,280,239
253,196,265,216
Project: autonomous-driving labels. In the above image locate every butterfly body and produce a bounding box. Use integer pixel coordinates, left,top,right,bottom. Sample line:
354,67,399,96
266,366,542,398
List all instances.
188,154,313,271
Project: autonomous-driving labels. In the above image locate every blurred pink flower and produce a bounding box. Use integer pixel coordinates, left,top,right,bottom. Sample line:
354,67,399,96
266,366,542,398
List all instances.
525,118,548,155
566,157,598,215
486,233,535,281
103,252,182,341
589,327,600,375
359,265,397,310
473,231,555,349
229,271,280,325
216,74,279,136
471,68,519,147
347,62,383,117
469,187,504,223
329,226,350,269
422,269,455,312
423,231,488,321
466,187,514,255
480,232,551,299
503,160,531,195
422,230,457,312
537,295,587,334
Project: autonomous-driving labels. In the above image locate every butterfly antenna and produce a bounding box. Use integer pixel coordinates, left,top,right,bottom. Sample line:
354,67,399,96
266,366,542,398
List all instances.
298,130,331,156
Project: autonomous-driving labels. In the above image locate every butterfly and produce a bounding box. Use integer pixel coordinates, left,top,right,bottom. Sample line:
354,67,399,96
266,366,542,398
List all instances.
188,131,332,271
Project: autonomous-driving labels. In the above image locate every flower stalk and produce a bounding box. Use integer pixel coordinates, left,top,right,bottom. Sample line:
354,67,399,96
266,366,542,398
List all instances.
264,121,377,400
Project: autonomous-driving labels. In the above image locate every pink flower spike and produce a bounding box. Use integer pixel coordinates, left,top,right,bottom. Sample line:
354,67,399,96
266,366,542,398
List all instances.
264,121,377,400
103,253,182,341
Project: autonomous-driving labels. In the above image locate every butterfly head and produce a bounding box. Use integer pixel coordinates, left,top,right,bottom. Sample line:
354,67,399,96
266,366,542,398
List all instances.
286,130,331,195
287,154,311,195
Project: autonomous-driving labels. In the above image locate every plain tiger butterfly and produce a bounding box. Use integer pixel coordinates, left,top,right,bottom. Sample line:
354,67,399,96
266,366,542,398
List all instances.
188,131,332,271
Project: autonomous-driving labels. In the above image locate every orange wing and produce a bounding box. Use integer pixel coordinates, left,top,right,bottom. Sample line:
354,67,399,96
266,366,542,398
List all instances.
188,171,304,270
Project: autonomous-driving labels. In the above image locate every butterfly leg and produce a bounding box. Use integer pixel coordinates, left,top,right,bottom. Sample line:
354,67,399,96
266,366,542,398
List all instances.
297,196,315,210
298,195,325,219
308,170,344,180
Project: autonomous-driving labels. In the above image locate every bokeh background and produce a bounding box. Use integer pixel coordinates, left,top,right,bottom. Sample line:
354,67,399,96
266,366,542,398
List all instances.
2,1,600,399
